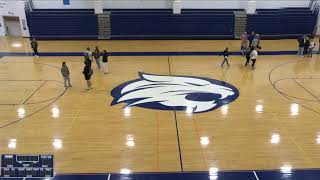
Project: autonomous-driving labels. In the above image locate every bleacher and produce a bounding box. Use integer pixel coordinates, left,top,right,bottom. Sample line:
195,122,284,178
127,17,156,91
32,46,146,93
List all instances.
110,9,235,39
25,7,318,40
247,8,317,38
26,9,98,39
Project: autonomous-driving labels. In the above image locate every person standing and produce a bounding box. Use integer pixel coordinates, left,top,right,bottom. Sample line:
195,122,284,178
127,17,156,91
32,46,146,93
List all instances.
250,34,260,49
245,47,252,67
102,50,109,74
61,62,72,88
31,38,39,57
308,38,315,57
297,36,305,57
93,46,101,70
250,48,258,69
82,63,93,90
219,47,230,67
248,31,255,47
84,48,93,67
304,37,310,56
240,32,248,56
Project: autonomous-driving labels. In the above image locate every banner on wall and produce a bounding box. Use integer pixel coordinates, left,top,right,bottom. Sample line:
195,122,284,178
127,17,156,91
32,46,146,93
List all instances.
63,0,70,5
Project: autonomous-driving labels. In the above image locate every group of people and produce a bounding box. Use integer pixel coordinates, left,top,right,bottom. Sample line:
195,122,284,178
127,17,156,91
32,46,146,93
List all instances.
297,35,316,57
31,38,110,90
32,32,319,91
82,47,109,90
220,31,260,69
60,47,109,90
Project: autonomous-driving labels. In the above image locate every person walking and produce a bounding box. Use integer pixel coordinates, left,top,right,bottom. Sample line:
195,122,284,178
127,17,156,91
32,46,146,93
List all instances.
61,62,72,88
240,32,248,56
245,47,252,67
31,38,39,57
250,48,258,69
83,63,93,90
84,48,93,67
297,35,305,57
248,31,255,47
308,38,315,57
93,46,101,70
304,36,310,56
219,47,230,67
102,50,109,74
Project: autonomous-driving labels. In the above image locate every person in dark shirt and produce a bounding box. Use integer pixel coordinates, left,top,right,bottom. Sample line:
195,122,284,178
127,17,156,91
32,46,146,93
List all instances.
248,31,255,47
93,46,101,70
219,47,230,67
82,64,93,90
297,36,305,57
245,47,252,66
30,38,39,57
102,50,109,74
304,36,310,56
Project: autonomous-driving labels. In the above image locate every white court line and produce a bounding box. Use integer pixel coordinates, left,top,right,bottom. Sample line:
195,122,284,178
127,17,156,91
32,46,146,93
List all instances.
107,173,111,180
253,171,260,180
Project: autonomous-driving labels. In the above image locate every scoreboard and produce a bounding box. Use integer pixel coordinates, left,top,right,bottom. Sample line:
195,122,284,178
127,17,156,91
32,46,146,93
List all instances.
1,154,54,178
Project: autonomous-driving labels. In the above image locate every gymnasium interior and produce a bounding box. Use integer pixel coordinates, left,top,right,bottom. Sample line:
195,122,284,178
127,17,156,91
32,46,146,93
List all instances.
0,0,320,179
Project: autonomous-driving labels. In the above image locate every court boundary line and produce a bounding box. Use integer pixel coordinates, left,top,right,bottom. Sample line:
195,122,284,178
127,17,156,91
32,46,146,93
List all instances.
269,59,320,116
54,167,320,175
0,86,68,130
0,80,66,106
0,61,68,129
273,78,320,103
253,171,260,180
22,80,47,104
168,56,184,172
293,79,320,102
0,50,314,57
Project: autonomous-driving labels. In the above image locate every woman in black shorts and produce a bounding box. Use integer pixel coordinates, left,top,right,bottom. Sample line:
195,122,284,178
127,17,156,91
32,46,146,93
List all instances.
83,63,93,90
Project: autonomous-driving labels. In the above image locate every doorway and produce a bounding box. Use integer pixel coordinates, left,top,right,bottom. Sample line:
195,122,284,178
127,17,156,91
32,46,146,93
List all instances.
3,16,22,37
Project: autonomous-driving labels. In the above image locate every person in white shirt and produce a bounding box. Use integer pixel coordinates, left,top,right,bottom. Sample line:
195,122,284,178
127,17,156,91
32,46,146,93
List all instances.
308,38,315,57
250,48,258,69
84,47,93,67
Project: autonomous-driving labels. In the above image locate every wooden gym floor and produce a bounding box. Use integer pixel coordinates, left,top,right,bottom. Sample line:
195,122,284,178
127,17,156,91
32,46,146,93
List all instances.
0,37,319,174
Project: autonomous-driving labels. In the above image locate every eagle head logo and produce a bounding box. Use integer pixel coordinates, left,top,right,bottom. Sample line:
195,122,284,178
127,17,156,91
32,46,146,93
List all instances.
111,73,239,113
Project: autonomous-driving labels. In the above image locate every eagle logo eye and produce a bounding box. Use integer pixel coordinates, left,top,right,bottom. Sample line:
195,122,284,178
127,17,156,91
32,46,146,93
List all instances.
111,73,239,113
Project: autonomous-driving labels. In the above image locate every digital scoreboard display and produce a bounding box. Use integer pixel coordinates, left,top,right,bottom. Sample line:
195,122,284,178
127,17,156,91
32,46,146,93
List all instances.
1,154,54,178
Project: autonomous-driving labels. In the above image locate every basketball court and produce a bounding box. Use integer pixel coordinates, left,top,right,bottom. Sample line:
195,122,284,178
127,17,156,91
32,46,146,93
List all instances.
0,36,320,179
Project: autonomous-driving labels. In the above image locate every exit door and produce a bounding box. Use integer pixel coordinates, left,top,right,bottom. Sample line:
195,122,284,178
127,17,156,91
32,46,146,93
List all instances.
4,16,22,37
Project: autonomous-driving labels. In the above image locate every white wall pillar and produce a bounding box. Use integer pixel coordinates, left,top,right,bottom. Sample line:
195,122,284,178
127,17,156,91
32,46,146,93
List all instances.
94,0,103,14
246,0,257,14
0,16,5,36
316,12,320,35
173,0,182,14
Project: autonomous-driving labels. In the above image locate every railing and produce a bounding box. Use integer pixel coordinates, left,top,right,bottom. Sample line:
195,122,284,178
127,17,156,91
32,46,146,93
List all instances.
310,0,315,8
310,0,320,14
25,0,34,14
